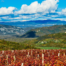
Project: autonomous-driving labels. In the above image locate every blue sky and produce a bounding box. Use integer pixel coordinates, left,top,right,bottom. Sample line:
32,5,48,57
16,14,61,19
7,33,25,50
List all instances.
0,0,66,22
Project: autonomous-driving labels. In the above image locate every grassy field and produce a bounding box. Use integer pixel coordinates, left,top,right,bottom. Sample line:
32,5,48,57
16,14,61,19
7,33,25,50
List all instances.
37,47,66,49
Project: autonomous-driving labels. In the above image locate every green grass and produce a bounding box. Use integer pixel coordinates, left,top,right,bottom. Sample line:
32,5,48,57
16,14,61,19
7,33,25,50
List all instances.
37,47,66,49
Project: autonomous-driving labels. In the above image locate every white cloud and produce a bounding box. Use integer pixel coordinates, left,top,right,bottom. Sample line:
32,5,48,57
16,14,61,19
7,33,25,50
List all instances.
0,7,16,15
50,15,58,17
8,15,31,20
57,8,66,16
1,0,66,21
15,0,59,14
19,15,31,19
61,8,66,16
1,16,9,19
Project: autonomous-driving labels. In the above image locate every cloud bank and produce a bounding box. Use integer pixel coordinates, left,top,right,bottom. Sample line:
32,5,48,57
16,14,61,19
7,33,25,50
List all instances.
15,0,59,14
0,7,16,15
0,0,66,22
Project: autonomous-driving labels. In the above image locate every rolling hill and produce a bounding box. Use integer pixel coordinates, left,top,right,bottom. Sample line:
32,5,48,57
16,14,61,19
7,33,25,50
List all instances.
20,33,66,49
35,33,66,48
0,24,66,43
0,24,36,40
17,25,66,38
0,33,66,50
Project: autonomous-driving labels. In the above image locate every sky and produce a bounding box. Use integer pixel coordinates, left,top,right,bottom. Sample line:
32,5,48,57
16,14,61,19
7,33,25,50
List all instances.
0,0,66,22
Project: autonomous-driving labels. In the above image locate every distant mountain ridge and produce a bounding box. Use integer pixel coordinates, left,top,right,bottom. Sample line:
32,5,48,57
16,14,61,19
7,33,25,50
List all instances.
0,24,34,36
0,24,66,38
0,20,66,28
0,24,66,43
18,25,66,38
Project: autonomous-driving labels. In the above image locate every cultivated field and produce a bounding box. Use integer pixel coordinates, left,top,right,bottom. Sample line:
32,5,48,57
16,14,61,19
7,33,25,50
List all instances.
0,49,66,66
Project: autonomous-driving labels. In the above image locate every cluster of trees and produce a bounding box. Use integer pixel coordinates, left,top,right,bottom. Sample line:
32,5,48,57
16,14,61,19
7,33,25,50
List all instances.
0,39,36,50
0,33,66,50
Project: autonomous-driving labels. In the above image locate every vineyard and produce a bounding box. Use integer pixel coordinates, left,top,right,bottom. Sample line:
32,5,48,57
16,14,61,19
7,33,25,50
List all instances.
0,49,66,66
